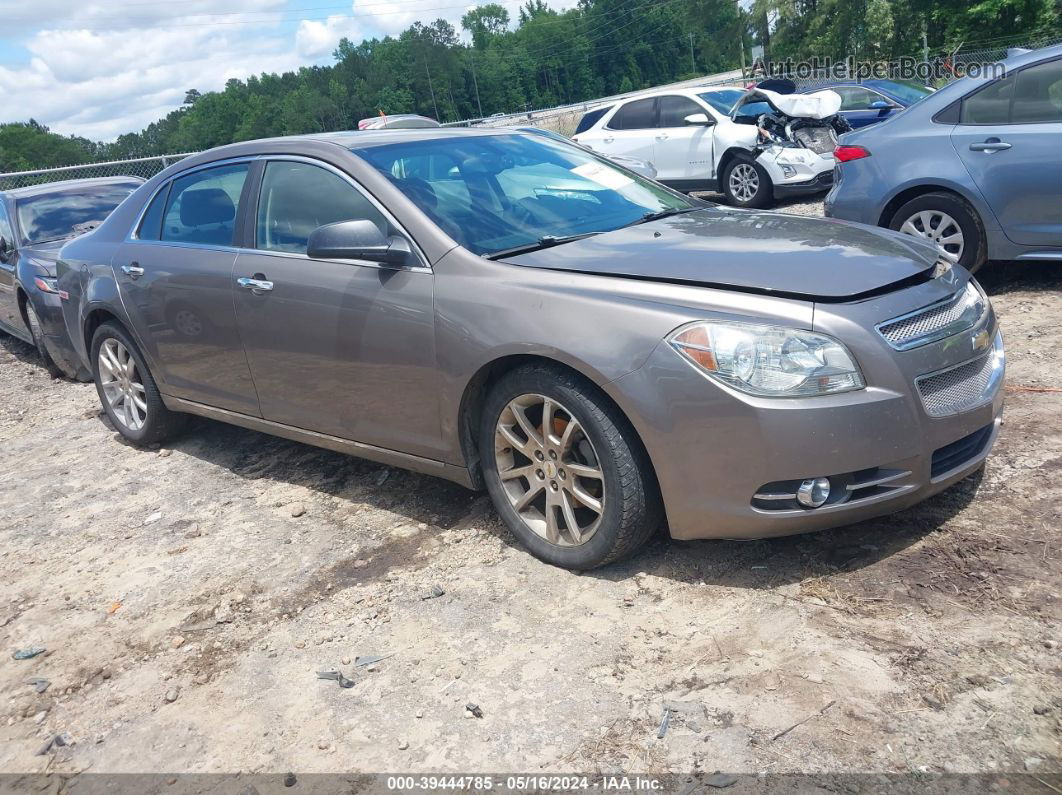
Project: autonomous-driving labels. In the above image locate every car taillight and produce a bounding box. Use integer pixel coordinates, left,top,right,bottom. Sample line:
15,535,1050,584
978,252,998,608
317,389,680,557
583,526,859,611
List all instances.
834,145,871,163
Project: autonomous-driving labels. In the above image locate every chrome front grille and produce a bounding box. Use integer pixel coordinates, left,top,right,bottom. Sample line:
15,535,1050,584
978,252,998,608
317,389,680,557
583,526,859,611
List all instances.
916,336,1004,417
878,281,986,351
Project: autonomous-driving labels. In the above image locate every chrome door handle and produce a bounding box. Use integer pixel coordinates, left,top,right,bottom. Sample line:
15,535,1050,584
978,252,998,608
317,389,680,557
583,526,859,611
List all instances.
237,276,273,293
121,262,144,279
656,134,669,140
969,141,1011,152
603,136,614,144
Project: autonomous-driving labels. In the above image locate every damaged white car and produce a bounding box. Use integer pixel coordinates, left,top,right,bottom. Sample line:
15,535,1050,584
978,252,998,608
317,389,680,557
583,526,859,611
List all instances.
572,85,850,208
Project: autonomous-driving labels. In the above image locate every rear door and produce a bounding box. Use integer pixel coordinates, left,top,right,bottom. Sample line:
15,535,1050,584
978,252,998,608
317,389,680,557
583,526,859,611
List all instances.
114,161,261,415
649,94,714,182
591,98,658,164
232,158,442,459
952,57,1062,246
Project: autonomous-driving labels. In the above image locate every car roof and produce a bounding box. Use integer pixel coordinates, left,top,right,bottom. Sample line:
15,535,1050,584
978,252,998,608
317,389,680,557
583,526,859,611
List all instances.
3,175,144,200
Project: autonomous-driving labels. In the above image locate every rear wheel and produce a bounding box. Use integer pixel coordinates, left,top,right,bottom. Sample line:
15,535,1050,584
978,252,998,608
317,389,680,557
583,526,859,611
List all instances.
24,301,63,379
722,155,773,209
91,321,185,445
480,364,661,569
889,192,986,273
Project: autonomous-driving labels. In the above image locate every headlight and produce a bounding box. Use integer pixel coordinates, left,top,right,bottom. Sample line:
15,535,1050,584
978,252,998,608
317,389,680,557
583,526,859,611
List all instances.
668,321,865,397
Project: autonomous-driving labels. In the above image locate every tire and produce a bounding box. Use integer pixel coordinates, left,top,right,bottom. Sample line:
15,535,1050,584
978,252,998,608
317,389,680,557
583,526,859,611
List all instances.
722,154,773,209
888,191,986,273
479,364,662,569
90,321,185,445
24,301,63,379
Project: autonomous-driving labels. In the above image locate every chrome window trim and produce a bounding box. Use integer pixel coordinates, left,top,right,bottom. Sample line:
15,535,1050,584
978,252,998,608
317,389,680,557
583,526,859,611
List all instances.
126,156,256,246
251,154,432,273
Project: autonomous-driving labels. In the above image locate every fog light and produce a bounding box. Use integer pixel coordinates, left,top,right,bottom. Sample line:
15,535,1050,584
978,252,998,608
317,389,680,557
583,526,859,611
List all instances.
781,165,796,179
796,477,830,508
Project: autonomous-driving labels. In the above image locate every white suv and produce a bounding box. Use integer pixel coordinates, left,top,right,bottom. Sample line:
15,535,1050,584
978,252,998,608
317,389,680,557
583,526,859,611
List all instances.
572,86,844,208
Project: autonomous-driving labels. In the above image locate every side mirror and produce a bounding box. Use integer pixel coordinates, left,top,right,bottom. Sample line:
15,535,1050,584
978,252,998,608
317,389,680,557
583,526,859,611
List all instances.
869,100,891,111
0,237,10,264
684,113,714,126
306,219,413,266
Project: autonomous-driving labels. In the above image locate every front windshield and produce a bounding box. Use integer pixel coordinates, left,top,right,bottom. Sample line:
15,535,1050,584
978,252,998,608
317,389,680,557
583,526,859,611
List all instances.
352,134,692,256
698,89,745,115
16,184,137,245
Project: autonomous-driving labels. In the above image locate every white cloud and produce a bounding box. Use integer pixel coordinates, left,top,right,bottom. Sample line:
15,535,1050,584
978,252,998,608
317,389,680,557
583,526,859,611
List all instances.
296,13,364,58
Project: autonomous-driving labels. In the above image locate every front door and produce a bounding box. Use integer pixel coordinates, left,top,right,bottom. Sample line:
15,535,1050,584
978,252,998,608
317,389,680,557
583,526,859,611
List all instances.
232,159,443,460
952,57,1062,246
649,95,715,182
114,161,260,415
0,202,23,335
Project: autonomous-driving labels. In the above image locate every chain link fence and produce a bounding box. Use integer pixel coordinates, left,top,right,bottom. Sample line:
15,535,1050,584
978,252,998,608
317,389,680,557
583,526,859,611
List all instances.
0,153,197,191
2,33,1059,187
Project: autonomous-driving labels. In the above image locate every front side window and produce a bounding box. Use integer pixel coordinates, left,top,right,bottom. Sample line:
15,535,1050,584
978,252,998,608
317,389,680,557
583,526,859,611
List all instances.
352,133,693,257
256,161,389,255
608,98,656,130
698,89,744,115
1012,58,1062,123
161,163,248,246
0,204,13,250
835,86,885,111
16,184,138,246
657,95,705,127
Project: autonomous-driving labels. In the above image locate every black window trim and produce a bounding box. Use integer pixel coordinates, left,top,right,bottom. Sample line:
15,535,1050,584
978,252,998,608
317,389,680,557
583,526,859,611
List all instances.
247,155,430,273
953,54,1062,127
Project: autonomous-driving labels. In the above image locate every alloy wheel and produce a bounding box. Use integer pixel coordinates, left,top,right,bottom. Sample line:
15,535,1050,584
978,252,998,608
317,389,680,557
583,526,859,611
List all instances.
899,210,964,265
98,338,148,431
494,394,605,547
729,163,760,203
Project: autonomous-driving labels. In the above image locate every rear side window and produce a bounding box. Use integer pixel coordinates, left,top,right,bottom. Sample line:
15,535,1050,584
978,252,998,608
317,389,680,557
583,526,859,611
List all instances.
961,74,1016,124
575,105,612,134
136,185,169,241
1012,58,1062,123
161,163,249,246
256,161,389,255
657,95,704,127
608,98,656,130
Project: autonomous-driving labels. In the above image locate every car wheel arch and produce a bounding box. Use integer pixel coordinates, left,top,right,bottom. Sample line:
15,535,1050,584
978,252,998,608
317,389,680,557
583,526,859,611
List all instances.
879,183,987,230
456,353,660,497
715,147,751,180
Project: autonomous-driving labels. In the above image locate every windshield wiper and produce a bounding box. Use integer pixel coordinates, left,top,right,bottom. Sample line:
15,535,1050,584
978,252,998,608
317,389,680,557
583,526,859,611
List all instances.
486,231,601,260
629,207,698,226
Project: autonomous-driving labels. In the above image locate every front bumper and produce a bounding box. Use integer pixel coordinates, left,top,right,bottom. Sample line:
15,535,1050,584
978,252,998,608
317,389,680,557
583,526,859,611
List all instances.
757,147,835,199
605,273,1004,541
29,289,84,379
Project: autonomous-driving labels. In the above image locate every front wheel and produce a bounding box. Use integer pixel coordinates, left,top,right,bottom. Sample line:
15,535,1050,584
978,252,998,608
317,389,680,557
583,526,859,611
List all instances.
889,192,986,273
722,155,773,209
479,365,661,569
24,301,63,379
91,321,185,445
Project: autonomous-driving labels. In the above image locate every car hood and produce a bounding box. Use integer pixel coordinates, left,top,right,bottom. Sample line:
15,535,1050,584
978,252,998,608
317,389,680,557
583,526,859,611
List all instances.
501,207,943,301
732,87,842,120
18,239,65,277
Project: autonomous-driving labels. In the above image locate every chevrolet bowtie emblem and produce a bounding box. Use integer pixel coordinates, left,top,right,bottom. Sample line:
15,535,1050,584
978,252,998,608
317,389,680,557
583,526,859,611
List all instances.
972,329,991,352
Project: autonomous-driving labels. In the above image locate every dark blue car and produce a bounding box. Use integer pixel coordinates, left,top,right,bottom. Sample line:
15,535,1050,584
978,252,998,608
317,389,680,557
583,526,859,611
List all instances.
803,79,934,127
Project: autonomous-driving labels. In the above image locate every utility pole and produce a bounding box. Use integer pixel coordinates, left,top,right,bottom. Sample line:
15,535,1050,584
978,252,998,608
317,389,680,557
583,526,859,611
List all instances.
922,27,929,64
689,32,695,72
424,59,440,121
736,0,747,78
469,49,483,118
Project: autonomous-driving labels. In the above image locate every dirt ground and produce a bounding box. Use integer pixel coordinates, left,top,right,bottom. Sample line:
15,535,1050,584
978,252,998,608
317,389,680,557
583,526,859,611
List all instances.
0,199,1060,778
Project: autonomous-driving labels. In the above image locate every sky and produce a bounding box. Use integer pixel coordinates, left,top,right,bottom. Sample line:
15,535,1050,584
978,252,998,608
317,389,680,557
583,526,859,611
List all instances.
0,0,573,142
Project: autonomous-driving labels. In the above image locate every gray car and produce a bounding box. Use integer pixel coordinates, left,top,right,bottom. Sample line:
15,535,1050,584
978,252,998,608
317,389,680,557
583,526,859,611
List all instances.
826,44,1062,272
57,129,1004,569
